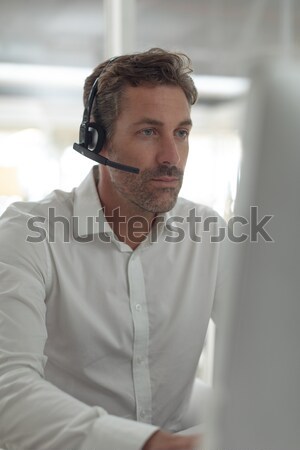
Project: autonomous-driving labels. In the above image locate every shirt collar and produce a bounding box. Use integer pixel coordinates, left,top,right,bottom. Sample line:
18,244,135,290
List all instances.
73,166,113,238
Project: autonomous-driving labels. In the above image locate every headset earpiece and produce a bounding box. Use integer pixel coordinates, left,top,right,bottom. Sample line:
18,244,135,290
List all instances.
73,60,139,174
80,122,106,153
77,76,106,154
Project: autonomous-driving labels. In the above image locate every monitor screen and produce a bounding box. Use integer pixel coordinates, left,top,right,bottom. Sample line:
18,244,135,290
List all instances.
206,60,300,450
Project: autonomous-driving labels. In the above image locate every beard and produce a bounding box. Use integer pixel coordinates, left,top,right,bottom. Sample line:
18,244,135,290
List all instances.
108,162,184,214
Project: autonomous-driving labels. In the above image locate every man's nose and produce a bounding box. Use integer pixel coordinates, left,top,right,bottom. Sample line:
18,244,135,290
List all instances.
156,135,180,166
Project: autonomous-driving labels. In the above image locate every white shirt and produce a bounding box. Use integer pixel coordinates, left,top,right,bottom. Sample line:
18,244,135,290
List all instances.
0,167,226,450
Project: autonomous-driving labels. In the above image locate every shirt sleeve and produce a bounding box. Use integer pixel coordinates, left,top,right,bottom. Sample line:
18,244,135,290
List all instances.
0,204,158,450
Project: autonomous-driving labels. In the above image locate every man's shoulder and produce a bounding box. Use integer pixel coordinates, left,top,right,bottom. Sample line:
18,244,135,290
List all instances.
172,197,224,222
168,198,227,244
0,188,76,264
0,188,75,225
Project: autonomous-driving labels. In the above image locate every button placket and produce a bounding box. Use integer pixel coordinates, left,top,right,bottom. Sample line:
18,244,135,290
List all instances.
127,252,152,423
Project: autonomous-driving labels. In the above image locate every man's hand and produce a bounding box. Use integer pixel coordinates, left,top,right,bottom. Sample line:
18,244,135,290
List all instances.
142,430,201,450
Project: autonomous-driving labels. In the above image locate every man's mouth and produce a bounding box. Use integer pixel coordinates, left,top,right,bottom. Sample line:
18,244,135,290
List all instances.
150,177,180,187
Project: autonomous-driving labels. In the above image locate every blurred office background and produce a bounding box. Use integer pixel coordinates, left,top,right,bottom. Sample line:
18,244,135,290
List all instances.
0,0,298,382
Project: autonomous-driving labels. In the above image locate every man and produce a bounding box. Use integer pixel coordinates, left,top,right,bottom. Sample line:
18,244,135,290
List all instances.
0,49,225,449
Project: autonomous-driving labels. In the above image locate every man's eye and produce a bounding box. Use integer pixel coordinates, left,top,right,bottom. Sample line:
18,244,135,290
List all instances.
176,129,189,138
141,128,155,136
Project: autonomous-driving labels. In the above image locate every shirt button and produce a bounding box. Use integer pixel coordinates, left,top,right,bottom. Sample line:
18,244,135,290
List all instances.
135,304,142,311
137,356,144,365
140,410,146,419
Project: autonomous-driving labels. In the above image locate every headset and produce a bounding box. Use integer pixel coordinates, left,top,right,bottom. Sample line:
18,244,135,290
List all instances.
73,70,140,174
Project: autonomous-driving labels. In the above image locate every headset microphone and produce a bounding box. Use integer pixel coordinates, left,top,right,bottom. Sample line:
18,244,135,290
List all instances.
73,77,140,174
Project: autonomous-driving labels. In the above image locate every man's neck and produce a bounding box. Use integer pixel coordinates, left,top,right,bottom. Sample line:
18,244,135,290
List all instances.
103,205,156,250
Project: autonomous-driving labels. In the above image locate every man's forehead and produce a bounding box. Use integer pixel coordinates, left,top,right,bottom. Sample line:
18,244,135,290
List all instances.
121,83,189,104
119,84,192,123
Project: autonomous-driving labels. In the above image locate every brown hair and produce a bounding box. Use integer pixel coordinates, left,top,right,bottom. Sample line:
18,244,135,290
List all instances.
83,48,198,142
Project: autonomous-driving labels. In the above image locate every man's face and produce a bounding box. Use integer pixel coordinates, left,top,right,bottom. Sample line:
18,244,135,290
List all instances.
102,84,192,214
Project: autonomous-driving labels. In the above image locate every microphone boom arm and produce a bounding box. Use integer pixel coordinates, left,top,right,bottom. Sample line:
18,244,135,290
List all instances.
73,143,140,174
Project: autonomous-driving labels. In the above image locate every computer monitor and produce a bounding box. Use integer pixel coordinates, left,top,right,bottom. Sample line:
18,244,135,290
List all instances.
206,60,300,450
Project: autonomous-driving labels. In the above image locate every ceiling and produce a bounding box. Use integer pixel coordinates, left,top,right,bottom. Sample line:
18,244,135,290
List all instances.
1,0,300,77
0,0,299,134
